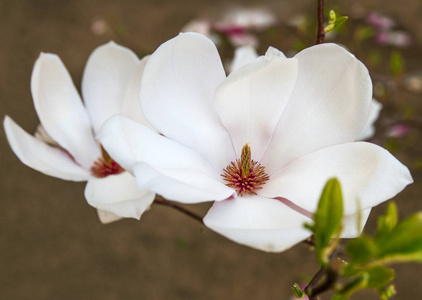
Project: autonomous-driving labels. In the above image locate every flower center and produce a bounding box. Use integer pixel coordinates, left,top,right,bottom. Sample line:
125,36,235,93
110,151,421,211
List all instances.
221,144,269,196
90,145,124,178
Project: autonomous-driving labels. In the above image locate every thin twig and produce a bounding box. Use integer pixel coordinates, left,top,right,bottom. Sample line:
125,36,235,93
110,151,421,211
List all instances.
153,196,204,224
305,267,327,300
316,0,325,44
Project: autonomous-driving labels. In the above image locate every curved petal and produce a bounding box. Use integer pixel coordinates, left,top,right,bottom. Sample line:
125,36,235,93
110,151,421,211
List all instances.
140,32,235,169
229,46,258,73
215,52,298,160
82,42,148,133
341,208,371,238
120,55,156,130
31,53,100,169
4,116,89,181
85,172,156,220
133,162,235,203
98,115,219,178
262,43,373,174
357,98,383,140
203,195,312,252
96,210,123,224
260,142,413,215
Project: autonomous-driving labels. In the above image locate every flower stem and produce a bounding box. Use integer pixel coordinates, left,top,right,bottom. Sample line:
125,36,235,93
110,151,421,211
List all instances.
153,196,204,224
316,0,326,44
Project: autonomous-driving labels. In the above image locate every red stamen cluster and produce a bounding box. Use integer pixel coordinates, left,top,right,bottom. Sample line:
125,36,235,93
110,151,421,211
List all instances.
90,158,124,178
222,145,269,196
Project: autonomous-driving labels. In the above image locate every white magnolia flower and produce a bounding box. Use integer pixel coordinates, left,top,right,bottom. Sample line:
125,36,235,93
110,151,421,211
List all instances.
231,46,383,141
4,42,155,223
99,33,412,252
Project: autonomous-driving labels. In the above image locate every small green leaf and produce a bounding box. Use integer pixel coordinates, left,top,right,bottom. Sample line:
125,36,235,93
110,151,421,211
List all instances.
333,274,368,299
313,178,344,266
291,283,305,298
325,10,348,33
376,202,398,238
345,235,378,266
366,266,395,288
379,284,396,300
375,212,422,263
334,16,348,28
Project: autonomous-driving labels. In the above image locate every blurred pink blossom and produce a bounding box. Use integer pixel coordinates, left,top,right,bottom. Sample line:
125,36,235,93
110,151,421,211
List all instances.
387,124,410,138
181,8,277,47
376,31,412,48
366,12,396,30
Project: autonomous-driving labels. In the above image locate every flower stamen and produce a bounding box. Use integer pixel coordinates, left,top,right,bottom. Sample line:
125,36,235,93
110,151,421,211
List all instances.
90,145,124,178
222,144,269,196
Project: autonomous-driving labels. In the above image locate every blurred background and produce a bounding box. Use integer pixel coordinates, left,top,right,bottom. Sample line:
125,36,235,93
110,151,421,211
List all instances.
1,0,422,299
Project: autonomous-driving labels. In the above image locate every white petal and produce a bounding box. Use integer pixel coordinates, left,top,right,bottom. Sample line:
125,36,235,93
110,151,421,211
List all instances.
31,53,100,169
357,98,383,140
203,195,312,252
82,42,148,133
215,52,298,160
260,142,413,215
85,172,155,220
98,115,219,177
341,208,371,238
262,43,373,174
140,32,235,169
133,162,235,203
4,116,89,181
96,210,123,224
120,55,156,130
229,46,258,72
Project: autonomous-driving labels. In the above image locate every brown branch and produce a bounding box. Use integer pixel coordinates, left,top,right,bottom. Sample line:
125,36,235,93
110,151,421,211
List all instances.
316,0,326,44
153,196,204,224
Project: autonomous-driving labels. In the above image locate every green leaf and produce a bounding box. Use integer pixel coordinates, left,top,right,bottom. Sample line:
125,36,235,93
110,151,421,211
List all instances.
379,285,396,299
390,50,404,77
333,274,368,299
325,10,348,33
375,212,422,263
334,16,348,28
345,235,378,267
313,178,344,266
366,266,395,288
291,283,305,298
376,202,398,238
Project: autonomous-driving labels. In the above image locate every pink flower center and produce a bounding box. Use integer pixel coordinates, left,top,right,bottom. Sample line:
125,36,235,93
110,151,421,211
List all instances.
90,145,124,178
222,144,269,196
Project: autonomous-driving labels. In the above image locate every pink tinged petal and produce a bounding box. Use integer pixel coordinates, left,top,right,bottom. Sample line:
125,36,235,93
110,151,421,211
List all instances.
96,210,123,224
215,53,298,160
260,142,413,215
31,53,100,170
203,195,312,252
4,116,89,181
229,46,258,73
140,32,235,170
98,115,220,178
82,42,144,134
133,162,235,203
262,43,373,174
357,98,383,140
341,208,371,238
85,172,156,220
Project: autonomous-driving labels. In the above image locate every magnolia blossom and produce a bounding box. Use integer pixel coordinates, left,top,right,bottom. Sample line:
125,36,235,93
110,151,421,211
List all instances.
99,33,412,252
4,42,155,223
230,46,383,141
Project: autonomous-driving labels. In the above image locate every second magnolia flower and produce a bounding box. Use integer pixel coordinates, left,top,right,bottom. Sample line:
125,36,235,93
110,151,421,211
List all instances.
99,32,412,252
